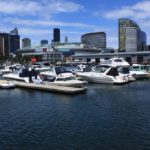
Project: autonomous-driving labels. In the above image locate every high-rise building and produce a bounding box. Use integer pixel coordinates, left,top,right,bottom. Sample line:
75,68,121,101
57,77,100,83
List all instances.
41,40,48,45
118,18,146,52
119,18,139,52
10,27,20,54
22,38,31,48
0,28,20,57
125,27,138,52
65,36,68,43
10,34,20,53
139,31,147,51
81,32,106,49
0,33,10,57
0,36,5,56
53,28,60,42
10,27,18,35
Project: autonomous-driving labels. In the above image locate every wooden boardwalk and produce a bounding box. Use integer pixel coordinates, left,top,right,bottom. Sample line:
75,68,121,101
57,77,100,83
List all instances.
12,81,87,94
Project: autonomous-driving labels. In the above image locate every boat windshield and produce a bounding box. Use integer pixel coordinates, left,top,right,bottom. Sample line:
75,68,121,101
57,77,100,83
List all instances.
114,59,123,62
55,66,70,75
101,60,112,65
94,66,109,73
146,66,150,71
118,67,129,74
131,66,140,71
19,69,30,77
64,65,81,72
56,77,75,81
64,77,76,81
13,69,20,74
141,66,149,70
56,78,65,81
47,67,54,72
106,67,119,76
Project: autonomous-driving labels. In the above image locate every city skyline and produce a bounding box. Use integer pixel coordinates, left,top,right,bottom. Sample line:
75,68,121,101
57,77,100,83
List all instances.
0,0,150,48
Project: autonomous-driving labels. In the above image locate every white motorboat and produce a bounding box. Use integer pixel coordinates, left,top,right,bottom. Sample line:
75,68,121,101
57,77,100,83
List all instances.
3,68,42,83
40,66,56,80
45,73,87,87
100,57,130,67
40,66,75,80
0,80,15,89
77,65,129,84
0,65,12,75
130,64,149,79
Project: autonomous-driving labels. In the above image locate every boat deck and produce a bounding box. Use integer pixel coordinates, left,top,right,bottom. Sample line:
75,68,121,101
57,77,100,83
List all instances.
12,81,87,94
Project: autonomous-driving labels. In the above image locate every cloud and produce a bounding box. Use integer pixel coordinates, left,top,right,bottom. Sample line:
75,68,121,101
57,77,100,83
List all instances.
0,0,40,15
20,28,51,36
0,0,84,18
3,18,98,29
46,0,84,13
103,0,150,20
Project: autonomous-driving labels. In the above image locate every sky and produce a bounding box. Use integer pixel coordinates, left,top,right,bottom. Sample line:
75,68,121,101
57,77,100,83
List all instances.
1,0,150,48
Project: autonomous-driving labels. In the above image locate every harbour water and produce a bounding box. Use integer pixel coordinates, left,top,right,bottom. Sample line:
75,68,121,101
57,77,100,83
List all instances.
0,81,150,149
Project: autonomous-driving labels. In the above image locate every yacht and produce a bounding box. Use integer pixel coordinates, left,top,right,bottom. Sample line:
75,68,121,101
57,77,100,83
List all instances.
130,64,149,79
76,65,129,84
100,57,130,67
45,73,87,87
40,66,73,80
0,80,15,89
2,68,42,83
39,66,57,80
0,65,12,75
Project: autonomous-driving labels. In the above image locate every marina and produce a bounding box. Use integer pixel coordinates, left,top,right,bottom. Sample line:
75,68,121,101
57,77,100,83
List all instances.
1,0,150,149
1,58,150,94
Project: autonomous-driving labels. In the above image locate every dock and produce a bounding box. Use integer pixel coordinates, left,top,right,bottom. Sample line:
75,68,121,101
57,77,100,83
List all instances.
12,81,87,94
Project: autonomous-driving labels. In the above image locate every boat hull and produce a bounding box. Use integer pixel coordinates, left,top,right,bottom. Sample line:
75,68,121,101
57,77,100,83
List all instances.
77,72,128,85
45,81,87,88
0,80,15,89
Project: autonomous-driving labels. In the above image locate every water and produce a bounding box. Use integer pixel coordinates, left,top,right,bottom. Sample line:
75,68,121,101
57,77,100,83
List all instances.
0,81,150,150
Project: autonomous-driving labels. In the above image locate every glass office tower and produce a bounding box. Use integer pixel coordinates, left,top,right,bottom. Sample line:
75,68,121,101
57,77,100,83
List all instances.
53,28,60,43
22,38,31,48
118,18,147,52
81,32,106,49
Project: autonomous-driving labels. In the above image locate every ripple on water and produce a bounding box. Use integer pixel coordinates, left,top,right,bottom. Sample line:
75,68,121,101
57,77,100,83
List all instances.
0,81,150,149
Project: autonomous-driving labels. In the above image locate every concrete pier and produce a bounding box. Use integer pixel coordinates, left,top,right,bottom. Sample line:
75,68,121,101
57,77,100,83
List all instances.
12,81,87,94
